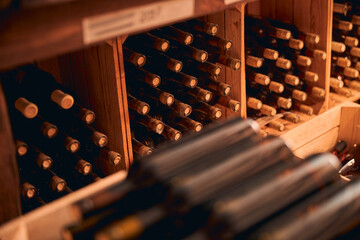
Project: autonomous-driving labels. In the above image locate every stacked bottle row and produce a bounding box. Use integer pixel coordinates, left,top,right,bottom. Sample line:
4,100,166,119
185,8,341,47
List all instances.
330,1,360,97
62,118,360,240
122,19,241,156
0,65,122,213
245,15,327,132
331,139,360,180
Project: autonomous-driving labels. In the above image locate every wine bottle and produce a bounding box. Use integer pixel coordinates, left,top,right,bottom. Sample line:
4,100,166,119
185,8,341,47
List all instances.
15,139,28,157
282,86,308,102
246,68,270,86
125,64,161,87
330,77,345,89
268,120,285,132
258,89,292,110
332,55,352,68
127,94,150,115
151,26,193,45
245,36,279,60
163,71,198,88
266,68,300,86
173,19,219,36
333,2,350,15
260,104,277,116
170,99,192,117
344,79,360,91
283,112,300,123
332,86,352,97
68,103,96,125
331,140,348,158
246,97,262,110
292,102,314,115
142,50,183,73
207,52,241,70
209,94,240,112
245,15,292,40
132,138,153,157
15,65,75,110
130,110,164,135
245,55,264,68
333,30,359,47
20,180,37,200
182,60,222,77
193,34,233,51
166,41,208,63
197,75,231,96
123,47,146,67
126,33,170,52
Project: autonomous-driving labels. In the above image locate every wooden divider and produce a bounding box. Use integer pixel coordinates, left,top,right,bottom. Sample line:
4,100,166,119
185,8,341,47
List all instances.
38,42,132,174
0,84,21,224
247,0,333,114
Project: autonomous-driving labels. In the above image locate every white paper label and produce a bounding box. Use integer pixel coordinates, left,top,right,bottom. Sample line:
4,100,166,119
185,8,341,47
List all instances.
224,0,243,5
82,0,195,44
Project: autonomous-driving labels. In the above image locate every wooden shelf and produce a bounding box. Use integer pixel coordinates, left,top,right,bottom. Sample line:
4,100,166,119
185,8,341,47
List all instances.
0,0,255,71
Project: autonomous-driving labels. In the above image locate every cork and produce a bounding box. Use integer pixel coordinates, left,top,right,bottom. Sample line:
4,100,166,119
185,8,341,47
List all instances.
14,97,38,119
228,100,240,112
334,87,352,97
148,119,164,134
344,36,359,47
304,71,319,83
184,34,194,45
344,67,359,78
277,97,292,109
144,74,161,87
224,40,233,51
209,106,222,119
21,183,36,199
298,104,314,116
263,48,279,60
174,101,192,116
184,76,198,88
36,152,53,170
284,113,300,123
297,55,312,67
284,74,300,86
50,176,66,192
205,23,218,35
305,33,320,44
166,128,182,141
356,62,360,71
194,50,208,63
168,60,183,72
312,50,327,60
92,131,108,147
135,54,146,67
214,66,222,76
289,39,304,50
269,81,284,93
336,20,353,31
138,145,153,156
51,90,74,109
292,90,308,102
15,140,28,156
247,97,262,110
268,121,285,132
107,151,122,166
344,80,360,91
311,86,326,99
65,136,80,153
173,132,182,141
276,58,292,69
332,41,346,53
197,89,212,102
259,130,268,138
352,15,360,26
159,93,174,106
350,47,360,58
254,73,270,85
246,56,263,68
80,108,96,124
218,83,231,96
188,120,203,132
275,28,291,40
336,57,351,68
260,104,276,116
228,58,241,71
159,40,170,52
333,3,348,15
330,77,344,89
76,159,92,175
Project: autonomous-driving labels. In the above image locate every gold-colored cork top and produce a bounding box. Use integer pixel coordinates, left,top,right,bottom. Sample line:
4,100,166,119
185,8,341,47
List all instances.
80,108,96,124
36,152,53,170
228,100,240,112
289,38,304,50
350,47,360,58
292,90,308,102
107,151,122,166
15,97,38,119
263,48,279,60
297,55,312,67
298,104,314,116
260,104,276,116
284,74,300,86
269,81,284,93
284,113,300,124
344,67,359,78
336,57,351,68
92,131,108,147
277,97,292,109
254,73,270,86
50,176,66,192
304,71,319,83
247,97,262,110
332,41,346,53
51,90,74,110
330,77,344,89
15,140,28,156
246,56,263,68
312,50,327,60
305,33,320,45
344,36,359,47
311,87,326,99
276,58,292,70
275,28,291,40
268,121,285,132
41,121,58,139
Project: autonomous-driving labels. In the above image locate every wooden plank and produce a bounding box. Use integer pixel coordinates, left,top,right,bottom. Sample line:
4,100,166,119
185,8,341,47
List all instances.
280,103,342,150
0,83,21,224
224,5,245,118
339,106,360,148
0,171,127,240
260,0,276,18
81,43,129,173
293,126,339,158
114,38,133,169
0,0,254,71
275,0,293,22
246,1,261,15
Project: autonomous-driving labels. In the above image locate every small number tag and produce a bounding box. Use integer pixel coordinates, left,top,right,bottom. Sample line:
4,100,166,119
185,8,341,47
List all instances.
83,0,195,45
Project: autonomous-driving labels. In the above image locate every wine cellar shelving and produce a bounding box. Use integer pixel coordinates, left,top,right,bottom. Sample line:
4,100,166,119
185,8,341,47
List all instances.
1,0,360,238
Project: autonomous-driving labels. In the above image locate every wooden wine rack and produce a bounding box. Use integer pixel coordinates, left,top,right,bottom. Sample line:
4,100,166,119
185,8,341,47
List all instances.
1,0,360,237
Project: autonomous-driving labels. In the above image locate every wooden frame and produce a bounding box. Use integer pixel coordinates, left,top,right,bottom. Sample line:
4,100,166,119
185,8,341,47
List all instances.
1,0,360,231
